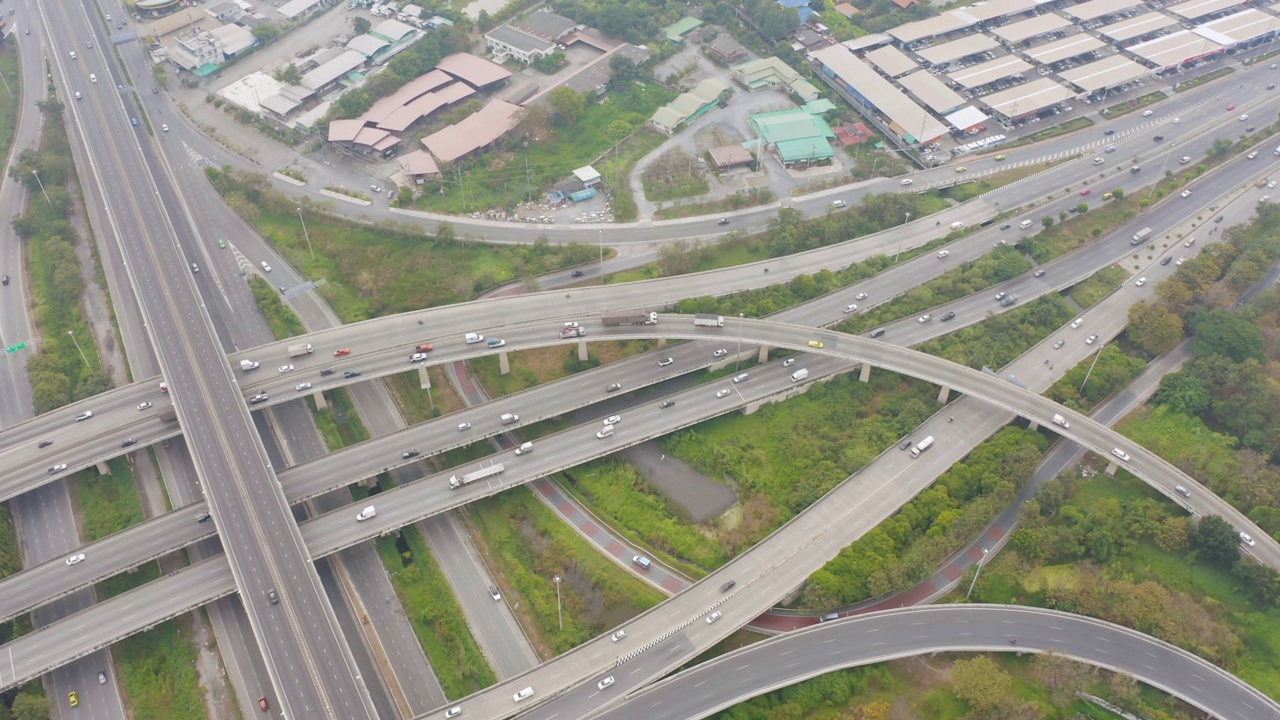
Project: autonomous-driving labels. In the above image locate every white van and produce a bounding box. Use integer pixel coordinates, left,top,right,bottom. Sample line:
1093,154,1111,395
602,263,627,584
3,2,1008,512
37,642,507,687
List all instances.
790,368,809,382
355,506,376,521
465,332,483,344
1019,219,1033,229
596,425,614,439
514,441,533,455
513,687,534,702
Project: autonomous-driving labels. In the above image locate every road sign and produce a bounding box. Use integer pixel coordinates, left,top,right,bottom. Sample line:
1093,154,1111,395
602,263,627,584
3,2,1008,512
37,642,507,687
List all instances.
5,342,27,354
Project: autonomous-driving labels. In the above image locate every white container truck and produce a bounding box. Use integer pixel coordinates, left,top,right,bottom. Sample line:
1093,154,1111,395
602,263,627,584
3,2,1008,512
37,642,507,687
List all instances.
693,314,725,328
910,436,935,458
1052,414,1070,428
465,332,484,344
500,413,519,425
239,359,260,371
449,463,505,489
288,343,313,357
790,368,810,382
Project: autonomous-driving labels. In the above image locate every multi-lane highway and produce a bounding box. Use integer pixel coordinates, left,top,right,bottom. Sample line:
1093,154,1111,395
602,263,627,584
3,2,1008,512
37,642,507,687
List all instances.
37,1,378,716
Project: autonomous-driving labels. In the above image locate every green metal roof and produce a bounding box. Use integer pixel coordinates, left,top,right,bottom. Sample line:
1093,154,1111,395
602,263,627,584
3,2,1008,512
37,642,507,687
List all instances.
663,17,704,42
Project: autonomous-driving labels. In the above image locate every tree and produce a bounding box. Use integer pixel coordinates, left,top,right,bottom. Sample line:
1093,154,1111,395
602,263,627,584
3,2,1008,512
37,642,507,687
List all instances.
1042,216,1054,228
1075,202,1089,214
1190,310,1267,362
1192,515,1243,566
352,16,371,34
434,221,456,243
1208,137,1233,157
1110,187,1124,199
274,63,302,85
1152,372,1209,415
608,55,642,92
951,655,1016,714
548,87,586,124
10,692,45,720
1031,653,1094,707
1127,301,1184,354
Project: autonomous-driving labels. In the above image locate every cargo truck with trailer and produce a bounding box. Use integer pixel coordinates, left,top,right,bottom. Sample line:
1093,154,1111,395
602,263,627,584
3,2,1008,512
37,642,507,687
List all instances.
449,463,505,489
693,314,725,327
601,311,657,327
910,436,935,458
288,343,314,357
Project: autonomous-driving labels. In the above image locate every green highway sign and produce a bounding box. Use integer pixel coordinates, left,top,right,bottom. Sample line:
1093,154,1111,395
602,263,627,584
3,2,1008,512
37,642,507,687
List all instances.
5,342,27,354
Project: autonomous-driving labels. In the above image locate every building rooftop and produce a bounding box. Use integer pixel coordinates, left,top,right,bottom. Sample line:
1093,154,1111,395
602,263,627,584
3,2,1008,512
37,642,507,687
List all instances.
991,13,1072,44
914,34,999,65
301,49,367,92
1061,0,1144,20
328,118,367,142
347,34,390,58
1057,54,1149,91
371,19,417,43
1200,8,1280,45
1097,12,1179,41
946,55,1033,89
421,99,523,163
436,52,513,88
516,9,577,40
486,24,556,55
1128,29,1224,69
810,44,948,143
663,17,704,42
377,82,476,132
865,45,918,78
1167,0,1247,21
898,69,967,113
398,149,441,177
980,76,1073,117
1023,34,1105,64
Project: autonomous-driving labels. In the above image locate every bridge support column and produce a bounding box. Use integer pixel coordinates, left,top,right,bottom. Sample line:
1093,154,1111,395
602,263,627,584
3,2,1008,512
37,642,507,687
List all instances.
312,390,328,411
418,365,431,390
499,350,511,375
859,363,871,383
657,338,667,348
1104,461,1118,477
95,461,111,475
757,345,770,363
578,339,589,362
1027,420,1039,432
937,386,950,404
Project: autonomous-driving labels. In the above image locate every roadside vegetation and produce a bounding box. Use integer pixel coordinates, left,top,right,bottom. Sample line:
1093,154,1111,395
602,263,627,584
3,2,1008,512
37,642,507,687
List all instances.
913,295,1075,370
205,167,600,322
0,42,20,163
307,389,370,450
642,147,710,202
73,457,146,541
112,620,206,720
247,275,306,339
652,188,774,221
386,366,463,425
11,101,113,412
469,340,656,397
466,487,665,656
375,527,496,698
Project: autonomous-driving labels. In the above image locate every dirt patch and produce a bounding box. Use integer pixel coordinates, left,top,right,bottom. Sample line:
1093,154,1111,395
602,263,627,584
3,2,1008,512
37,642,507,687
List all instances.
711,492,781,554
624,440,736,522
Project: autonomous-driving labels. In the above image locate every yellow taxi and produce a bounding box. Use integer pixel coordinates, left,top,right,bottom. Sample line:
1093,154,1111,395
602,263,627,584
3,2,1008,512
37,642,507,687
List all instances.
808,340,824,349
994,154,1006,161
69,691,79,708
955,166,968,173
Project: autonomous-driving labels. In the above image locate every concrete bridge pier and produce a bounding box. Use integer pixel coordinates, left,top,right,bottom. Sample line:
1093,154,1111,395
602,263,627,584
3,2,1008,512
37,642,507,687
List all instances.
1027,420,1039,432
417,365,431,390
1104,461,1119,477
499,350,511,375
757,345,770,363
312,390,328,411
859,363,871,383
657,338,667,348
578,339,589,362
937,386,950,404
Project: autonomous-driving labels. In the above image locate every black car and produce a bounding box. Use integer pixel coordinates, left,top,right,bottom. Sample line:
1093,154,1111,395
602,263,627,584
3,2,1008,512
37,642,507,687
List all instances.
719,580,737,593
1104,128,1115,135
401,449,421,459
1,274,8,285
1153,135,1164,142
570,270,585,278
267,589,279,604
717,218,730,225
659,399,675,408
344,370,361,379
120,438,137,448
37,439,52,448
320,367,336,376
940,311,956,321
899,438,913,451
195,512,212,523
1160,256,1173,265
999,223,1011,230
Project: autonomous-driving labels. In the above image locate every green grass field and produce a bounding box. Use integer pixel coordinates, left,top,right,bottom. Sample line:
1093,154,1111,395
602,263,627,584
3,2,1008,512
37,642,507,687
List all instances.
74,458,145,541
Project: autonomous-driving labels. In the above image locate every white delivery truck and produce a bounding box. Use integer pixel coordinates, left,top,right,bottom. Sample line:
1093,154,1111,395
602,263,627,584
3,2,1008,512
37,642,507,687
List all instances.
239,359,260,371
790,368,809,382
449,463,505,489
288,343,313,357
500,413,519,425
910,435,935,458
514,442,533,455
465,332,484,344
693,314,725,327
1052,414,1070,428
1019,219,1033,229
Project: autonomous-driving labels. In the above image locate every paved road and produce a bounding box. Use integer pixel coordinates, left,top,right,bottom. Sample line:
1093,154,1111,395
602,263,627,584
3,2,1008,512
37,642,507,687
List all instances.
582,606,1280,720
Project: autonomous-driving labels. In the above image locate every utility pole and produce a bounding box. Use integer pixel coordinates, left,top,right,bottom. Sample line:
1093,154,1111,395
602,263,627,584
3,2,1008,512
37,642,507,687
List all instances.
297,207,315,260
32,170,51,206
966,547,989,599
67,330,90,370
553,575,563,631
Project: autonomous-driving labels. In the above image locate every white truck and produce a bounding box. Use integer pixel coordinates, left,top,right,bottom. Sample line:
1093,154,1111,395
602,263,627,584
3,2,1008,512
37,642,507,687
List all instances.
693,314,725,328
1130,227,1153,246
910,435,935,458
500,413,519,425
288,343,313,357
1052,414,1070,429
465,332,484,344
602,311,657,326
449,463,505,489
560,327,586,338
790,368,810,382
239,359,260,371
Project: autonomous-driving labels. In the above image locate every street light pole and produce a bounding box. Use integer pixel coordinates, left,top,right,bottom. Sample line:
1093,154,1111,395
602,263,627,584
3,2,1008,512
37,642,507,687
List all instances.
67,330,90,370
32,171,51,206
297,207,315,260
598,229,604,284
553,575,563,631
1080,343,1105,395
966,547,990,599
735,312,744,372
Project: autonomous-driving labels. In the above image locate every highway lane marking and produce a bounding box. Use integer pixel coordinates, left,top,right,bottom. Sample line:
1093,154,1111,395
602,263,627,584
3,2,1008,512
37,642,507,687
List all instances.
824,638,837,643
693,680,706,688
780,650,793,656
1047,625,1062,630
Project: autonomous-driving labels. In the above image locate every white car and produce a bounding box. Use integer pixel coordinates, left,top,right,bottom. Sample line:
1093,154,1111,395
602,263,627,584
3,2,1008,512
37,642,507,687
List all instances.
1141,109,1154,116
66,553,85,566
855,292,868,300
732,373,748,383
706,610,722,624
1175,257,1185,266
713,349,727,358
488,339,507,348
831,199,846,208
1111,448,1130,462
137,401,152,411
70,51,78,59
355,505,376,521
1180,190,1192,198
603,415,621,426
842,304,857,313
1135,277,1147,287
1179,156,1191,164
1053,339,1065,349
410,352,429,362
261,261,272,272
162,123,169,132
597,676,615,690
1172,117,1180,124
278,364,294,373
1086,334,1099,345
563,321,579,329
782,358,796,367
917,314,932,323
658,357,673,367
936,250,950,258
900,178,914,185
1241,532,1256,547
295,382,312,392
457,422,471,431
611,630,627,642
1239,114,1249,122
1248,151,1258,160
1070,318,1084,329
715,388,731,398
49,464,68,474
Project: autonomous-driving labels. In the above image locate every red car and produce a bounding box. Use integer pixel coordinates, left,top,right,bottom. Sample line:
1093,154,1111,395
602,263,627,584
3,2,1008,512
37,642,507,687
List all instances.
333,348,351,357
258,697,269,711
1079,188,1091,196
1227,104,1236,110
